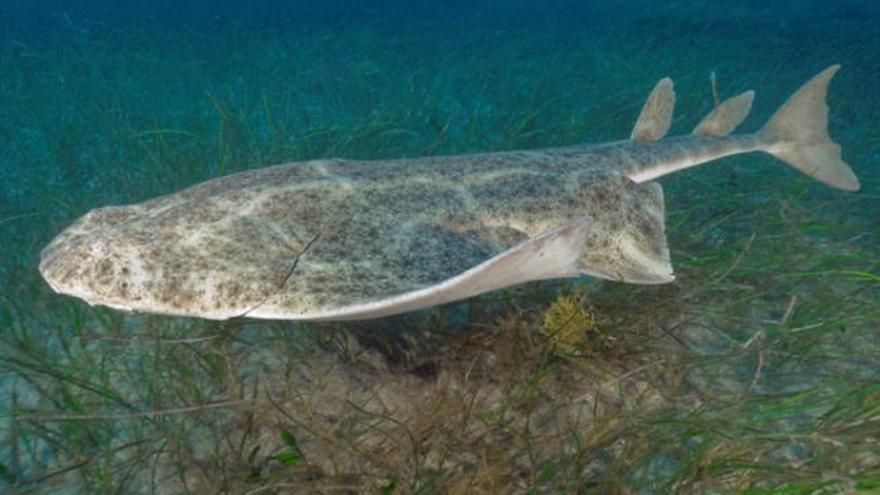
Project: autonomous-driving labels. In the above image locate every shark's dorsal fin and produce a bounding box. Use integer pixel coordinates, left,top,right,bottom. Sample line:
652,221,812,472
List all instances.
693,90,754,137
631,77,675,142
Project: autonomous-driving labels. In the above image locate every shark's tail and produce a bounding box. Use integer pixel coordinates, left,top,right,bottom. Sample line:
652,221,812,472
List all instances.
759,65,860,191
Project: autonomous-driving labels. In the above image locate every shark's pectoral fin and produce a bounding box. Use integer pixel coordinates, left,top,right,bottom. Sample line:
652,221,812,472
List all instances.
259,216,593,321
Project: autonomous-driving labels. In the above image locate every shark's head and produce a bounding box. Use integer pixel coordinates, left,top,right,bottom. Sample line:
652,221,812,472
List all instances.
39,202,290,319
39,205,158,314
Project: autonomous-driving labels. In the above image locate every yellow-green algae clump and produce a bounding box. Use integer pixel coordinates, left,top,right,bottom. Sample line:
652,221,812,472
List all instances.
541,293,602,353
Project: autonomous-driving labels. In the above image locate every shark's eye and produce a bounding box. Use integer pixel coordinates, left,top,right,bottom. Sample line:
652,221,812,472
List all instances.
89,240,107,256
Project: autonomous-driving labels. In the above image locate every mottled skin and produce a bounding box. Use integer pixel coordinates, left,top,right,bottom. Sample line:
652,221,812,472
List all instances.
40,66,859,321
39,140,676,319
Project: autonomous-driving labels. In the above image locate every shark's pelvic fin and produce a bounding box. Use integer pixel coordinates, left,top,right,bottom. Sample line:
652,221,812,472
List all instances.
631,77,675,142
580,182,673,284
760,65,859,191
693,90,754,137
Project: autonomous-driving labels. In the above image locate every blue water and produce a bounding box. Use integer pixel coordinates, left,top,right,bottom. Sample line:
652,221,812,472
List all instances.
1,1,877,492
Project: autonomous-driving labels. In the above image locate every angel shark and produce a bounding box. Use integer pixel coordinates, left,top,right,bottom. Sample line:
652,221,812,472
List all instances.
39,66,860,321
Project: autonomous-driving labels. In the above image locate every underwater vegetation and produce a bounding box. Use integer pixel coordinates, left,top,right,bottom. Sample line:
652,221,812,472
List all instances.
1,1,878,493
541,292,606,354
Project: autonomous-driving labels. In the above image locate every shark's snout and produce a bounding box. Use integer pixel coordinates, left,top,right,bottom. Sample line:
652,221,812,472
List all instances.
39,202,288,319
39,205,150,311
39,233,134,310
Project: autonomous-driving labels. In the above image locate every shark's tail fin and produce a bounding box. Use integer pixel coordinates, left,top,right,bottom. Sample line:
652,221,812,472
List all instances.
759,65,859,191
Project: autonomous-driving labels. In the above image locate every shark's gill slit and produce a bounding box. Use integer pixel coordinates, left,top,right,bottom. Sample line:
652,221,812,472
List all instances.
239,233,322,318
280,233,321,289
